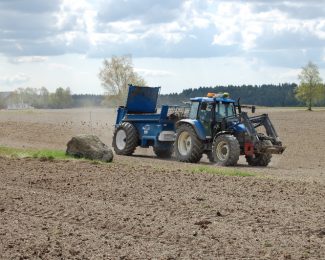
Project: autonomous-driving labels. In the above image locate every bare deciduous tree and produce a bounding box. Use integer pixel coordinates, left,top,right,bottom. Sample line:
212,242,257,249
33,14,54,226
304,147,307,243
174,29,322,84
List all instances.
98,55,146,105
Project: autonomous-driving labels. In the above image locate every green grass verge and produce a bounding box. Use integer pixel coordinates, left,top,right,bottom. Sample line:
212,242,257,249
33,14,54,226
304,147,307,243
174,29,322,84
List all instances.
0,146,111,164
191,165,255,177
0,146,70,160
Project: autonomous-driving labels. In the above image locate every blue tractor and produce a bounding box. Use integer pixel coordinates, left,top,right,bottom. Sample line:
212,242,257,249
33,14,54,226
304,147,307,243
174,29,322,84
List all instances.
113,85,286,166
174,92,285,166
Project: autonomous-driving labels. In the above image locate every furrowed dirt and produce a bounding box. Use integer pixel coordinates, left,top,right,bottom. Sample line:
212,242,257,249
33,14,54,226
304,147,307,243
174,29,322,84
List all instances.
0,108,325,259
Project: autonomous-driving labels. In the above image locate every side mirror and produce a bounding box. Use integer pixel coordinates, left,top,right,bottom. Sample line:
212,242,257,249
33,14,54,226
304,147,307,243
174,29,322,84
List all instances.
252,106,256,113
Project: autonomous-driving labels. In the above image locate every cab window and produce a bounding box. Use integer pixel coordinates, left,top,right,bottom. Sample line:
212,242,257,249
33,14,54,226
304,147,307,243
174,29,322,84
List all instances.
189,101,199,119
216,102,235,119
198,102,213,122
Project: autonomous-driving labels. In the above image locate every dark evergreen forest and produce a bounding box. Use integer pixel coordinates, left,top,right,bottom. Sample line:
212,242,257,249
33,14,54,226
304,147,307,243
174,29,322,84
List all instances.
158,83,307,107
69,83,324,107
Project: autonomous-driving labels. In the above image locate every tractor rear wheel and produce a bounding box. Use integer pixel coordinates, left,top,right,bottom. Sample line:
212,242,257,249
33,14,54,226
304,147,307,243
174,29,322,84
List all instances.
112,122,138,155
153,142,173,158
175,124,204,163
212,134,240,166
246,140,272,166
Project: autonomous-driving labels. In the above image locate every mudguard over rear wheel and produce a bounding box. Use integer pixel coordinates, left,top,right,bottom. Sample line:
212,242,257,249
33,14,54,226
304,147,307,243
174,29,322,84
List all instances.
112,122,138,155
212,134,240,166
175,124,204,163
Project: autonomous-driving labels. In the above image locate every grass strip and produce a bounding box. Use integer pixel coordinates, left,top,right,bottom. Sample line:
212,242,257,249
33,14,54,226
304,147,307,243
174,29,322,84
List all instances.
0,146,111,165
0,146,70,160
191,165,255,177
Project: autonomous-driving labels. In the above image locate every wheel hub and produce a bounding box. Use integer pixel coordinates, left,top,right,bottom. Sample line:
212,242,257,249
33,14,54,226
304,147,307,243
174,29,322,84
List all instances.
116,129,127,150
216,141,229,161
178,132,192,156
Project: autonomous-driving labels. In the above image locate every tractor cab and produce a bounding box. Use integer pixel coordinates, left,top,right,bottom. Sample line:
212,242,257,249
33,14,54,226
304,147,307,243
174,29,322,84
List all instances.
188,93,243,138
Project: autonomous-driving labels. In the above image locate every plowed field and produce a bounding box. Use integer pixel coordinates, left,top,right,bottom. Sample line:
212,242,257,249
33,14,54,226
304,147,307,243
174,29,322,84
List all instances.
0,108,324,259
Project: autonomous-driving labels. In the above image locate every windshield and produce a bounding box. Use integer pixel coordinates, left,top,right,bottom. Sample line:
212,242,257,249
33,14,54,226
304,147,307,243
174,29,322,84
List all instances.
216,102,235,119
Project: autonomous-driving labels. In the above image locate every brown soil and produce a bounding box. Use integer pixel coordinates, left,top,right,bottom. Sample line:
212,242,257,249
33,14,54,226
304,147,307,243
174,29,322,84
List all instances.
0,108,325,259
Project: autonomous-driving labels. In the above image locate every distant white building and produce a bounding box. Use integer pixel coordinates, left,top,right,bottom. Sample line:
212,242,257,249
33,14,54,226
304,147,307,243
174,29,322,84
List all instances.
7,103,34,110
0,91,34,110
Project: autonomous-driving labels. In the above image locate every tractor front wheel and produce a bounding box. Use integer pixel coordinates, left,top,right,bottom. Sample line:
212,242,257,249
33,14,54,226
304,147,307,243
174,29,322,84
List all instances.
246,153,272,166
246,140,272,166
175,124,204,163
112,122,138,155
212,134,240,166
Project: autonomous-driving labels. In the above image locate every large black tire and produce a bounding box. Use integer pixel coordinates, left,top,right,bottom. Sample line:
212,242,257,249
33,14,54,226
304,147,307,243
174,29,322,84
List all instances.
246,140,272,167
112,122,138,155
153,142,173,158
175,124,204,163
212,134,240,166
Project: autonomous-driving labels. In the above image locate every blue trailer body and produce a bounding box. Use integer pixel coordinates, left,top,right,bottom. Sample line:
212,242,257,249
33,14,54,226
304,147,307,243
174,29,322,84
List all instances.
121,105,176,148
114,86,178,154
126,85,160,113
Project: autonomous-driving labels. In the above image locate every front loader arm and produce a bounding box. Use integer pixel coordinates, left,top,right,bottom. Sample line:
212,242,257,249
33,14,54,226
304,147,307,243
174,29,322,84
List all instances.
248,113,280,143
239,112,285,154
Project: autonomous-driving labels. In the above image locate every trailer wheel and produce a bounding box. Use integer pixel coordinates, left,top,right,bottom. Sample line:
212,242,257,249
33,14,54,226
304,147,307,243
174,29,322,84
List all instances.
212,134,240,166
112,122,138,155
246,140,272,167
175,124,204,163
153,142,173,158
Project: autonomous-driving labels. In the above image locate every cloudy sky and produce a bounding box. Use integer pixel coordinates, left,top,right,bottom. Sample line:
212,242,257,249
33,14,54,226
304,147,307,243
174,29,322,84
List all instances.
1,0,325,94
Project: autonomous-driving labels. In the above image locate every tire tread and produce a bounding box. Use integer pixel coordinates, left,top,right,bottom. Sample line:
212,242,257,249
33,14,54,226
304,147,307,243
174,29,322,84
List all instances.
112,122,138,155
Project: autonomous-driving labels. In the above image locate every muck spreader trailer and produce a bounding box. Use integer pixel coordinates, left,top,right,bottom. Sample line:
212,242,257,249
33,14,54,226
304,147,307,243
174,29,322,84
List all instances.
112,85,285,166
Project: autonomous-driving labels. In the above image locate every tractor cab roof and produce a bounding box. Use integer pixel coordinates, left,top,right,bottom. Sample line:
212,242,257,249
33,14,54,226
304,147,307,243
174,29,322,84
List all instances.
190,97,236,103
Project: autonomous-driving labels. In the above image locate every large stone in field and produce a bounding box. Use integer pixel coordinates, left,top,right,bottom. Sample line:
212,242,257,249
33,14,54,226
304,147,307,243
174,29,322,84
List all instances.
66,135,113,162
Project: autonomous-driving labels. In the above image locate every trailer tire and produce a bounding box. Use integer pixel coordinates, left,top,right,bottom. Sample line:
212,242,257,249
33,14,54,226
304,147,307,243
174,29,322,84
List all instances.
112,122,138,155
212,134,240,166
245,140,272,167
175,124,204,163
153,142,173,158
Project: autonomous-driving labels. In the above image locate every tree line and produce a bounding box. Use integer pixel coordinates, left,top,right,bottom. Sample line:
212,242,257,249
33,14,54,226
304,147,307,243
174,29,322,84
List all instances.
1,58,324,109
0,87,104,109
1,84,308,109
158,83,304,107
4,87,73,109
99,56,325,110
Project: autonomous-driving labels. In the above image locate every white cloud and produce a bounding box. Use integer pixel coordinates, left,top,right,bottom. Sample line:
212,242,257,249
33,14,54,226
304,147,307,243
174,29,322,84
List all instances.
0,73,30,86
213,30,239,46
280,69,301,81
48,63,73,70
135,68,174,77
1,0,325,94
1,0,325,64
211,2,281,50
10,56,48,63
